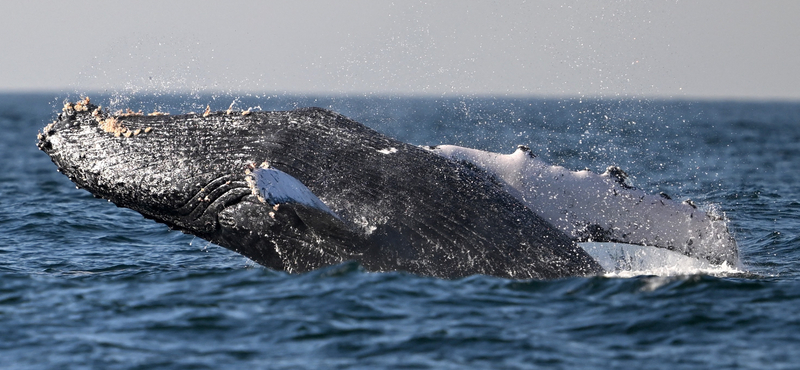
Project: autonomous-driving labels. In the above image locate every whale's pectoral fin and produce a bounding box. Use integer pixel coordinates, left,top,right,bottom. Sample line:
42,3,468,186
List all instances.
246,166,361,238
246,166,338,216
279,202,362,247
215,165,365,272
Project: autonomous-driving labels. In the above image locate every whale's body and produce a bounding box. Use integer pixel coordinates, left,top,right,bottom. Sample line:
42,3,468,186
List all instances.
37,99,738,279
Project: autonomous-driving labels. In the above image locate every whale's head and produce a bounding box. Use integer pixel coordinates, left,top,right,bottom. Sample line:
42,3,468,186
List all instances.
38,99,257,231
37,99,360,271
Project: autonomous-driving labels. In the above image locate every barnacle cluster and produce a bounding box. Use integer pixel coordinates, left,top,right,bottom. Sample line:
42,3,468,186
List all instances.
60,98,256,139
61,97,154,138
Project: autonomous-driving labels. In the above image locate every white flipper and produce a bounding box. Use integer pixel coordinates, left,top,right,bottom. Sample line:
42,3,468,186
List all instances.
246,166,337,217
432,145,739,267
579,242,740,277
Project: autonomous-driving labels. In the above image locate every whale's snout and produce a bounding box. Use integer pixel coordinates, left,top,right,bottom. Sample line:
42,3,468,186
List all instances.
38,99,256,239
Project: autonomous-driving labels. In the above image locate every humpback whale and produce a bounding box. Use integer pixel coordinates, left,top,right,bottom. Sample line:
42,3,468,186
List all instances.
37,98,738,279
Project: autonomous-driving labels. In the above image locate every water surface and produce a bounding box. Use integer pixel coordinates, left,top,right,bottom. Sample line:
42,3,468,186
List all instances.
1,93,799,369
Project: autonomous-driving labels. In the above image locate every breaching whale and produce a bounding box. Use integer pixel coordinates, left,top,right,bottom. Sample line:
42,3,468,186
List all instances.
38,98,738,279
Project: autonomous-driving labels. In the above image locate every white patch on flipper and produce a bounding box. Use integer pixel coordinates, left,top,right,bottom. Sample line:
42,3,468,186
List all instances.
579,242,740,277
246,166,337,217
431,145,739,267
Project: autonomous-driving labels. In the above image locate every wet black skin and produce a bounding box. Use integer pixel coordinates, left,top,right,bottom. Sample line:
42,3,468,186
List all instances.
38,102,602,279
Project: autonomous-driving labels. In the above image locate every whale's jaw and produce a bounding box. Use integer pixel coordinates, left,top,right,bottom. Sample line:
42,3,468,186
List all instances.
38,99,602,279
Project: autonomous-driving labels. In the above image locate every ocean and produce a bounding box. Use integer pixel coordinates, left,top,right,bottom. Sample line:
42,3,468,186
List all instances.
1,93,799,369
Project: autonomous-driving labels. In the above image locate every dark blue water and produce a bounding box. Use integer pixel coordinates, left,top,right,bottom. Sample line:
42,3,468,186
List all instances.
2,93,799,369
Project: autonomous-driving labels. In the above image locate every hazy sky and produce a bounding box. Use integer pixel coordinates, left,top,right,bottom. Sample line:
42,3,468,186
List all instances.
3,1,799,100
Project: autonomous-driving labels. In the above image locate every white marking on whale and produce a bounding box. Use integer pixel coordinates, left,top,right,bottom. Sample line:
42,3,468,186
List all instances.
246,164,338,217
431,145,740,267
377,147,398,154
579,242,740,277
